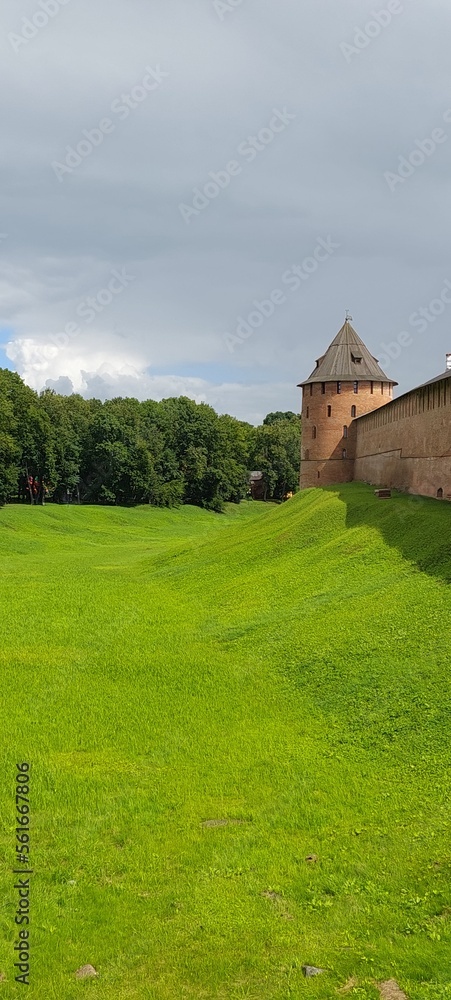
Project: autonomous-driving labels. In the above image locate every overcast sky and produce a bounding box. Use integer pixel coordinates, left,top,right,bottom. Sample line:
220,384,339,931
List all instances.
1,0,451,423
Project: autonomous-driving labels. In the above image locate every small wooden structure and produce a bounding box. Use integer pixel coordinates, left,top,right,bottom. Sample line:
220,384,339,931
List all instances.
374,488,391,499
249,471,266,500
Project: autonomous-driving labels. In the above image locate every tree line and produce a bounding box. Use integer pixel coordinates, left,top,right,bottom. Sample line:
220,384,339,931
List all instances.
0,369,301,510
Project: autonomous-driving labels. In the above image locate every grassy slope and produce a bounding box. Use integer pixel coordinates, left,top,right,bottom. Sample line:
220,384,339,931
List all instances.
0,485,450,999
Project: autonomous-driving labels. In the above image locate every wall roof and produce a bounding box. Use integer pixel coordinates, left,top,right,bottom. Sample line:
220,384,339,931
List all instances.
417,368,451,390
298,320,397,387
354,367,451,420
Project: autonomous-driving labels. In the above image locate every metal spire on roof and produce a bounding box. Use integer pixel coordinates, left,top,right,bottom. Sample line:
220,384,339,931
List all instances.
345,309,353,322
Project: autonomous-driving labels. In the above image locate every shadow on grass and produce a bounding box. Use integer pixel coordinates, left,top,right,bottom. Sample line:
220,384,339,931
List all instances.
330,481,451,585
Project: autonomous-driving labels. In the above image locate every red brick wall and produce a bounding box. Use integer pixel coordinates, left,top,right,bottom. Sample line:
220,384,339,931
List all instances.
300,379,393,488
355,377,451,498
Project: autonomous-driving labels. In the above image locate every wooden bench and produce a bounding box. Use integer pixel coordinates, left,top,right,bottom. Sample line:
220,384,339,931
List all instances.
374,489,391,499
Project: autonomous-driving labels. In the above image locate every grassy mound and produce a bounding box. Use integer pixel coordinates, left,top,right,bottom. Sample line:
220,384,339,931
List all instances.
0,485,450,999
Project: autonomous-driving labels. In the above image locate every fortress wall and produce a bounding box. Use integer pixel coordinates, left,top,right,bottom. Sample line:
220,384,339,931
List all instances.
354,377,451,497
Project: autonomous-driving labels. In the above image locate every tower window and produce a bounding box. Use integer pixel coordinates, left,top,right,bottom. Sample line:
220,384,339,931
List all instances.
342,448,347,459
437,488,443,498
351,405,356,418
321,382,326,394
317,471,320,479
370,381,374,394
327,405,332,417
310,384,313,396
337,381,341,394
312,426,317,439
306,406,309,418
353,381,358,394
352,354,362,364
343,425,348,438
381,382,384,394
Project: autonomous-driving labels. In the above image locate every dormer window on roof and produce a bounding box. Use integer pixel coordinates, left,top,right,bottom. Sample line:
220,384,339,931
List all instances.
297,320,398,389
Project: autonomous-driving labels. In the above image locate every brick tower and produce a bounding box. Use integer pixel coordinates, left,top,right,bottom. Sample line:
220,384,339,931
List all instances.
298,318,397,488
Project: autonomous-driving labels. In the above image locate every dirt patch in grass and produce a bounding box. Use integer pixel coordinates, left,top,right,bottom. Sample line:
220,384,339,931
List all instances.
202,819,247,828
377,981,408,1000
338,978,359,993
262,890,294,919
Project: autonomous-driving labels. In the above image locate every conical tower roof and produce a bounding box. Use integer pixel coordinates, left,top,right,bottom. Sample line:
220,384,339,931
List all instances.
298,320,397,386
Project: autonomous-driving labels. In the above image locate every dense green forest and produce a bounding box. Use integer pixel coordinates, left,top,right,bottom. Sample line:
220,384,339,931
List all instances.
0,369,300,510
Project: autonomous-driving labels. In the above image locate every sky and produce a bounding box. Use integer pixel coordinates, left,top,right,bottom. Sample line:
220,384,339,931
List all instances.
1,0,451,424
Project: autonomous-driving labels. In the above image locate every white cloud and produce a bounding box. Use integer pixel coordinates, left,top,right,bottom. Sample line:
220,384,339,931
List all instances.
4,334,295,423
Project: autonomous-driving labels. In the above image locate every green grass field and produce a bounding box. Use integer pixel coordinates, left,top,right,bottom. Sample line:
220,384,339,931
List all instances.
1,484,451,999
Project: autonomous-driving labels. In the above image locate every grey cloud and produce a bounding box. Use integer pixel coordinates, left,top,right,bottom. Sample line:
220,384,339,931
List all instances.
45,374,74,394
1,0,451,421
